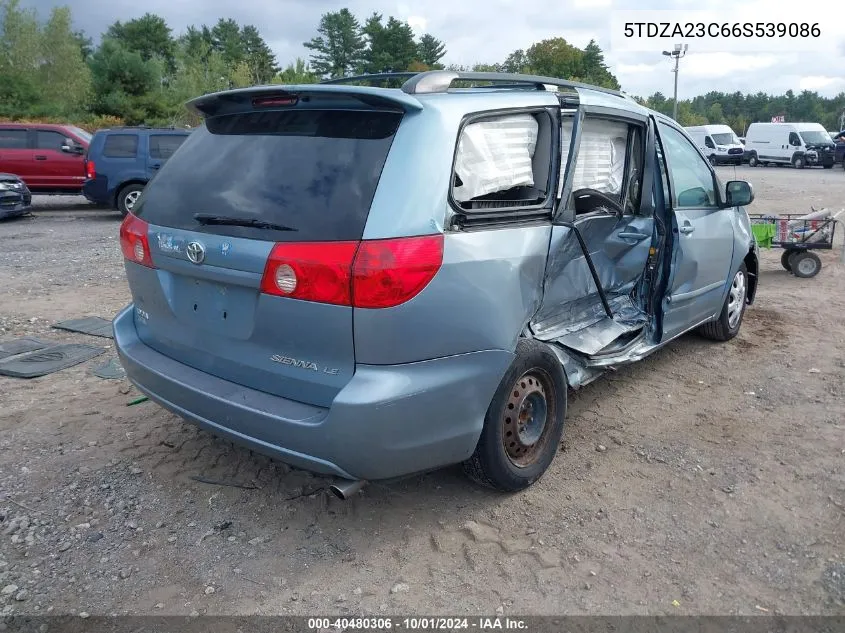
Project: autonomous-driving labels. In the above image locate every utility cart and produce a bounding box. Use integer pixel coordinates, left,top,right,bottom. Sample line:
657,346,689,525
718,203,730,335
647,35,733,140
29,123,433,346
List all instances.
748,209,841,278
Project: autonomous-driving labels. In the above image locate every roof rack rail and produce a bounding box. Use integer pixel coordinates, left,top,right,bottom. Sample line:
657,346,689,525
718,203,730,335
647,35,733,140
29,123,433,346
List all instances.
319,70,630,101
401,70,628,99
320,73,420,86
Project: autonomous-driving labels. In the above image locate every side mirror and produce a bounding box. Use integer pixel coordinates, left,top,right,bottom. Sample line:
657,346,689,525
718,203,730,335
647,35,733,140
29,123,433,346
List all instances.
725,180,754,207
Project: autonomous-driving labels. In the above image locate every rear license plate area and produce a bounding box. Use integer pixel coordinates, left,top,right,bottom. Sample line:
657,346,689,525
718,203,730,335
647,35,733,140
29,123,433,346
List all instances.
171,276,254,337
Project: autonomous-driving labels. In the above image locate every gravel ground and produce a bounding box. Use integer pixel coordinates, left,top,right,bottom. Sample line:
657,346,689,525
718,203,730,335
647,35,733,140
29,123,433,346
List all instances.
0,166,843,617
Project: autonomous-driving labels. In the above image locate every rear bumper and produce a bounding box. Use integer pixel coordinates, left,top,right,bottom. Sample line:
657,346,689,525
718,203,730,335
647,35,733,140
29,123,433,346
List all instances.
113,305,513,481
82,178,111,205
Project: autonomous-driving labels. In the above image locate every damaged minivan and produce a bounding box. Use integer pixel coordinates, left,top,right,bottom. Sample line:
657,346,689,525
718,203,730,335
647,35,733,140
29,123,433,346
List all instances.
113,71,758,494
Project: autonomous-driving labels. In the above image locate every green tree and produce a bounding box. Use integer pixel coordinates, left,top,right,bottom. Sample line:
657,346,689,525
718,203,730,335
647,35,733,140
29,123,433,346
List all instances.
706,102,725,124
361,14,417,73
523,38,584,80
502,49,530,73
0,0,40,111
73,30,93,62
210,18,244,67
241,24,279,84
303,9,366,78
579,40,619,89
89,38,158,123
416,33,446,68
39,6,91,113
106,13,176,71
275,58,318,84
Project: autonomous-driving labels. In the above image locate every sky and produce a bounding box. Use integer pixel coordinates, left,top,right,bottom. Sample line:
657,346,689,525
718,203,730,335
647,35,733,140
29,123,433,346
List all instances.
22,0,845,99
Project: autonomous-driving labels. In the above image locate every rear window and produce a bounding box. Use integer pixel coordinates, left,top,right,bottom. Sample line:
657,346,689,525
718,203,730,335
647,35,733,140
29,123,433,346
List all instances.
0,129,27,149
149,134,187,159
134,109,402,241
103,134,139,158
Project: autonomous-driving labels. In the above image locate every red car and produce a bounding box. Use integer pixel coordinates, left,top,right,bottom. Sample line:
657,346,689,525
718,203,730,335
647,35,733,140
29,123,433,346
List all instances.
0,123,91,194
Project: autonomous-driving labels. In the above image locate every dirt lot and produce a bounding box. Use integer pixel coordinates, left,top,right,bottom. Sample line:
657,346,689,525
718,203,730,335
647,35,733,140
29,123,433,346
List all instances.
0,166,843,618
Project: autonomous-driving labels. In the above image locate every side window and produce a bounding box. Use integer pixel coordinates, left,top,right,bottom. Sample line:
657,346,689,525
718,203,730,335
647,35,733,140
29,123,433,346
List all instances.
704,136,715,149
0,129,28,149
657,122,718,209
788,132,801,146
561,116,645,215
452,111,553,212
103,134,139,158
36,131,68,151
149,135,187,160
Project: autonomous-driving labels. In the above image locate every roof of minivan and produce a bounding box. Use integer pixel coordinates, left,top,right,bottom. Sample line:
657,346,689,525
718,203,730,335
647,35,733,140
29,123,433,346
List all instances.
187,70,657,121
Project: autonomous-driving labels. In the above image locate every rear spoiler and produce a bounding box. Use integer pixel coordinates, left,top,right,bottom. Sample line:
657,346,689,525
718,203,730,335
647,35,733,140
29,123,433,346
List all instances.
186,84,424,118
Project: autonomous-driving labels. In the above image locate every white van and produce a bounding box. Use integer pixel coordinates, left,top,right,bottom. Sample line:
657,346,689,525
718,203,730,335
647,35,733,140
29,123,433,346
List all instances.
744,122,836,169
684,125,744,166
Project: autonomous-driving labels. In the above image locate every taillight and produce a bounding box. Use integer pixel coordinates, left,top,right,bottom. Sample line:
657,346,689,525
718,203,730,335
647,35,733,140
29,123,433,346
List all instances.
259,235,444,309
261,242,358,305
85,160,95,180
119,214,154,268
352,235,444,308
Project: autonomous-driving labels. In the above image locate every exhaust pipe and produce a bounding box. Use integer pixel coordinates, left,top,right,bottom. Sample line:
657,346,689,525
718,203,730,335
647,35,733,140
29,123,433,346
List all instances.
329,479,366,500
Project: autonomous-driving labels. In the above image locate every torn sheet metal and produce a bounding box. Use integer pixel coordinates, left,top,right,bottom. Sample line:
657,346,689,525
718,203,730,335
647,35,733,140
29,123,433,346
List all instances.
453,114,539,202
559,118,628,198
532,215,653,342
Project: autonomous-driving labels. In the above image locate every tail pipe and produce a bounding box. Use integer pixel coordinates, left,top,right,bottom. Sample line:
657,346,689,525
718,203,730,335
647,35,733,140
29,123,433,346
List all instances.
329,479,367,500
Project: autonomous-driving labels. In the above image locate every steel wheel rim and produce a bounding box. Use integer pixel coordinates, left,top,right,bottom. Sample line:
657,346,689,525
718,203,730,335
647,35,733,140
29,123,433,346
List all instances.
502,369,555,468
125,190,141,210
727,270,746,329
796,256,817,277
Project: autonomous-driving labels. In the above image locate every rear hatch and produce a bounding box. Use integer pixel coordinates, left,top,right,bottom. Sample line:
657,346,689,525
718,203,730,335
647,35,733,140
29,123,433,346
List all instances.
121,94,406,408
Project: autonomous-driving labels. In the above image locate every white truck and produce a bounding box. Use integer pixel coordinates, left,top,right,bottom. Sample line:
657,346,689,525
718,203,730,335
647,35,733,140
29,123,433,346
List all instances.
744,122,836,169
684,124,745,166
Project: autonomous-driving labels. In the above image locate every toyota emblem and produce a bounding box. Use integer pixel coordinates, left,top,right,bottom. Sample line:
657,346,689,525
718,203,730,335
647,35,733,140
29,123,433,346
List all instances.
186,241,205,264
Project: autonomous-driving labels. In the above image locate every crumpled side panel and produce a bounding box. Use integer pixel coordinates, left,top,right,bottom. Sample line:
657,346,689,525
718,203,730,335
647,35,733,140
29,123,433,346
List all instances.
453,114,538,202
531,218,651,343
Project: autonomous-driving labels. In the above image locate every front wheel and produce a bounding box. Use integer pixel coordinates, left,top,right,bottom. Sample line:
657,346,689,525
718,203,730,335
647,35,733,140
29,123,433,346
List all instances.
792,155,805,169
709,155,718,166
698,263,748,342
463,339,567,492
748,154,759,167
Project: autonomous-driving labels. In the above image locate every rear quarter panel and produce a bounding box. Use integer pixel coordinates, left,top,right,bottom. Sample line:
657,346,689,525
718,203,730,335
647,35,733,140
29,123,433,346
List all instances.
355,91,560,364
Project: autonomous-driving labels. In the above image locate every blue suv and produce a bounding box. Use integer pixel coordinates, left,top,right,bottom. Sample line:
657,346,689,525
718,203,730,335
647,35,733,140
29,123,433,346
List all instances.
83,127,191,215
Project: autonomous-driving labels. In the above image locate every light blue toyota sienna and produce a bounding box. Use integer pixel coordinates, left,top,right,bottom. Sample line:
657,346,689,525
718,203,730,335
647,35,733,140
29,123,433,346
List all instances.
114,71,758,495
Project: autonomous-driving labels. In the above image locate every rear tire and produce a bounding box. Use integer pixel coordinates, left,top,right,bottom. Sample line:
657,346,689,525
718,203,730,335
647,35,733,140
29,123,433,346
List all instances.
698,263,748,342
748,153,759,167
117,183,145,217
708,155,718,166
790,251,821,278
781,249,795,272
463,339,567,492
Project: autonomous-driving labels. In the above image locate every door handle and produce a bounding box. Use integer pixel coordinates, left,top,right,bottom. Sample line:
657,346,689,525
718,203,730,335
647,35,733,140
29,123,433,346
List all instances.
34,155,47,160
679,223,695,235
150,163,161,170
618,231,650,241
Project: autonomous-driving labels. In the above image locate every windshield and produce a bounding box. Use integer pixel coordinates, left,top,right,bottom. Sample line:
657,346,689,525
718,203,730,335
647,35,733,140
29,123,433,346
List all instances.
800,131,831,145
69,126,92,143
711,132,739,145
134,109,403,242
